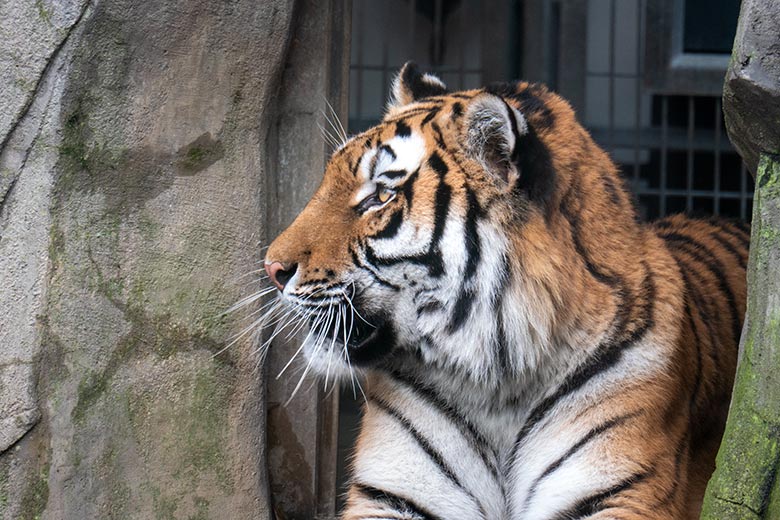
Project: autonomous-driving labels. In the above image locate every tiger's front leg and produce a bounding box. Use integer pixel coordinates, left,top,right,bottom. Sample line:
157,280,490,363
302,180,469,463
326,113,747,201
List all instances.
340,374,506,520
508,380,704,520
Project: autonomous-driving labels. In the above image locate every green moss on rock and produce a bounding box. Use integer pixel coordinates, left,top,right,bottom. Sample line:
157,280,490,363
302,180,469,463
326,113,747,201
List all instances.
34,0,52,25
137,211,162,241
18,469,48,520
151,486,179,520
189,497,210,520
700,155,780,519
124,363,235,504
95,444,132,518
73,371,110,423
0,462,9,516
58,105,129,187
181,368,232,490
175,133,224,174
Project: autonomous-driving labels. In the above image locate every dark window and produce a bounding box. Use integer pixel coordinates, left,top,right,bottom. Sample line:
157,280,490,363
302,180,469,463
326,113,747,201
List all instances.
683,0,741,54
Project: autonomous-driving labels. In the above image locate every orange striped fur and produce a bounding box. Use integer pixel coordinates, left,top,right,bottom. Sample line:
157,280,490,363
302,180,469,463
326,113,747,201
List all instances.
264,63,748,519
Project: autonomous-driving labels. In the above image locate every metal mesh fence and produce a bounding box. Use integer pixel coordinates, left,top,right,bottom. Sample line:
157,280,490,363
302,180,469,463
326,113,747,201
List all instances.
347,0,753,220
581,0,752,220
349,0,491,131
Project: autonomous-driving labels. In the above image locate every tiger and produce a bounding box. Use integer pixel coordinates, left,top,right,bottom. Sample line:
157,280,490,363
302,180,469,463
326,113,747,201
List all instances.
261,62,749,519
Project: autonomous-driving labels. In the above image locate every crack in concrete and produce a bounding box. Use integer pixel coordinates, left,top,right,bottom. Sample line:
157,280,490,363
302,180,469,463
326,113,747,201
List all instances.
713,494,763,518
0,359,35,368
0,0,92,210
0,129,43,223
0,408,41,455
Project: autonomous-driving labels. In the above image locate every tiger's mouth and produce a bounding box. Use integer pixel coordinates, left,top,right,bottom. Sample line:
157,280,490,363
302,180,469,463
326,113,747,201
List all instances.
310,312,396,367
348,318,396,366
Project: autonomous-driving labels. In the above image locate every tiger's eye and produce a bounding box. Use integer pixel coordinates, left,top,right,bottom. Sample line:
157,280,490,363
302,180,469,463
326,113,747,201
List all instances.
377,188,393,203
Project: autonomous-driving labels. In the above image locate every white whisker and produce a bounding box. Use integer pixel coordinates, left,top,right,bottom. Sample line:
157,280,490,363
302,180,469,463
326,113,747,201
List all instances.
324,97,349,143
285,356,314,405
285,310,329,405
236,296,284,322
258,309,305,354
284,310,310,340
213,297,284,358
275,304,329,379
318,121,341,150
343,282,374,327
322,105,347,148
224,286,278,314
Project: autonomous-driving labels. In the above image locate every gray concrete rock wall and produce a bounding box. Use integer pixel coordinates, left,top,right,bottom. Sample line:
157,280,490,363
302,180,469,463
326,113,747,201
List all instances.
723,0,780,174
0,1,328,518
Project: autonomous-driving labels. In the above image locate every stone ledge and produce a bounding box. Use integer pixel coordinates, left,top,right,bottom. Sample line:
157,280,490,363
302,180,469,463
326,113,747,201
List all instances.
723,0,780,175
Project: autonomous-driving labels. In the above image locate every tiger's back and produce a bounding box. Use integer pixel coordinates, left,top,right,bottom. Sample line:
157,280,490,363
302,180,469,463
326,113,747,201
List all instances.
652,215,749,514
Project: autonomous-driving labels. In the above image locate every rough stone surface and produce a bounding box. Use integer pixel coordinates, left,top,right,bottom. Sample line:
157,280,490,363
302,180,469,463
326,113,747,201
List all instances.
0,0,90,456
0,0,300,518
700,155,780,519
723,0,780,175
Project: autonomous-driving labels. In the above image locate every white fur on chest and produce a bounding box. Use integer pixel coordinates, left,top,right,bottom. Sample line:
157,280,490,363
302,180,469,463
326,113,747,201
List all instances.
352,328,670,520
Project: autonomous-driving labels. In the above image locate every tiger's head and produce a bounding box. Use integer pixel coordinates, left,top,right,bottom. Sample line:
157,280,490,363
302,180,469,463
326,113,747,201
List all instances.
264,62,633,386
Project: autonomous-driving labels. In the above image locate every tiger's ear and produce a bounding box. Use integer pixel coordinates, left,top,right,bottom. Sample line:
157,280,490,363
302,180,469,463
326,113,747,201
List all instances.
388,61,448,110
463,93,528,187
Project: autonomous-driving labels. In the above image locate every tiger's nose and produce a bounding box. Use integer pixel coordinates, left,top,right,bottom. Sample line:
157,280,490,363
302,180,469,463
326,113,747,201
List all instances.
265,261,297,291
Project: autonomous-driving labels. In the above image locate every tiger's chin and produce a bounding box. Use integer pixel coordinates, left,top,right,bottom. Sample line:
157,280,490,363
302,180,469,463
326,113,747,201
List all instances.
302,315,398,379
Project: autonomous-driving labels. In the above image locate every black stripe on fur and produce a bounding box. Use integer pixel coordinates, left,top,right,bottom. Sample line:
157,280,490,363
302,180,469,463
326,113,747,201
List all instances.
352,482,443,520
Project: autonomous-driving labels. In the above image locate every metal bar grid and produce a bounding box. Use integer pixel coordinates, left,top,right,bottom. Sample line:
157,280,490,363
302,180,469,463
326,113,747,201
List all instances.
348,0,754,220
581,0,752,221
348,0,486,132
686,96,695,213
632,0,644,185
624,95,753,220
589,126,737,152
354,1,364,125
628,188,753,198
433,0,442,70
660,95,669,216
607,0,616,153
457,0,465,89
